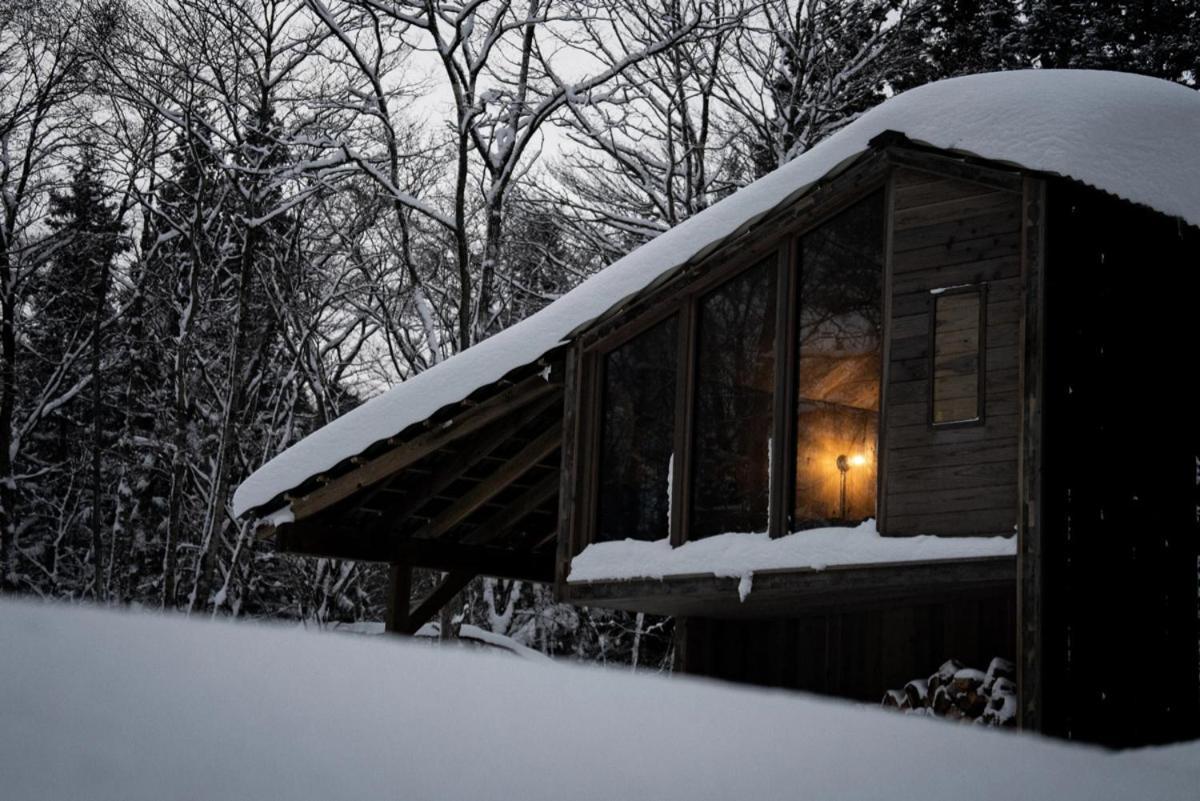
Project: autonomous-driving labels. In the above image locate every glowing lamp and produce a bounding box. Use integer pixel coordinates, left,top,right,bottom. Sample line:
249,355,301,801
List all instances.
836,454,867,473
834,454,867,521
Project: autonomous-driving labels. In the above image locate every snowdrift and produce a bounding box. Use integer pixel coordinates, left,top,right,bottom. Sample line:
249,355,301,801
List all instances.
1,600,1197,801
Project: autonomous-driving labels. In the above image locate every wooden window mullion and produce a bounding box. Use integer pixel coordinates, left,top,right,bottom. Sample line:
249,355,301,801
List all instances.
580,350,603,549
770,243,798,539
671,299,697,547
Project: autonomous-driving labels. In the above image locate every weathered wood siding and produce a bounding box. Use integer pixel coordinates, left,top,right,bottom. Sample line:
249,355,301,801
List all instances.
679,592,1016,701
880,167,1023,536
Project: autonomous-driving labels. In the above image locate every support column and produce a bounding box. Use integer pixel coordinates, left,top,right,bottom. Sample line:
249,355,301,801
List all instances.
384,561,412,635
1017,176,1046,732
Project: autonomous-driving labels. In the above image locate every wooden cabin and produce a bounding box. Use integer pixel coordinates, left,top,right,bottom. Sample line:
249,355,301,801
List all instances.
233,71,1200,748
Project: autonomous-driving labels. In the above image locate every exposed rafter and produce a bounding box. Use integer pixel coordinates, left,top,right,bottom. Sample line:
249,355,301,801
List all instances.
409,423,562,542
274,372,561,527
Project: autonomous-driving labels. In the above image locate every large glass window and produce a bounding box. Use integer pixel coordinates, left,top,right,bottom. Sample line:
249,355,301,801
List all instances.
595,315,678,542
793,192,885,529
690,257,778,538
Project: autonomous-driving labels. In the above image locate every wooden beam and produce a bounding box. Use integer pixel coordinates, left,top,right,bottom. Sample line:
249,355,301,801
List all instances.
392,540,555,582
384,561,412,634
458,471,560,547
366,391,562,532
1017,176,1047,733
287,373,561,521
554,347,580,598
279,474,559,560
404,570,475,635
877,136,1025,193
562,556,1017,619
276,517,389,562
276,520,555,582
410,422,562,541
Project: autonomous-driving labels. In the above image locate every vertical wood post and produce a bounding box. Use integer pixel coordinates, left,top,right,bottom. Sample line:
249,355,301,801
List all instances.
670,301,697,547
671,617,689,674
875,172,896,534
1017,176,1047,732
385,561,412,635
554,350,579,599
769,239,798,538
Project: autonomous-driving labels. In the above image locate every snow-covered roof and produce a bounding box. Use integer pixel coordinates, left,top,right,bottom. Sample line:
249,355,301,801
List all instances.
5,600,1198,800
234,69,1200,517
567,520,1016,597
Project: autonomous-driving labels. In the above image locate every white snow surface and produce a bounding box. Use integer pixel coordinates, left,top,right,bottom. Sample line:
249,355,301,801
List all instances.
234,70,1200,517
567,520,1016,585
413,621,556,662
2,599,1200,801
2,600,1198,801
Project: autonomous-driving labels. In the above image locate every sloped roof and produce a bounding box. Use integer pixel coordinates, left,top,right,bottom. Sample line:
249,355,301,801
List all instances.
234,69,1200,517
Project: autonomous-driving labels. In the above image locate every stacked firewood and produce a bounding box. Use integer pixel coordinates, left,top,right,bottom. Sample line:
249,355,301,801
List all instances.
882,657,1017,727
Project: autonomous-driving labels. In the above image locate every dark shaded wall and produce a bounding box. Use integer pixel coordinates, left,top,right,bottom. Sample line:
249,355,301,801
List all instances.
679,593,1015,701
1041,181,1200,746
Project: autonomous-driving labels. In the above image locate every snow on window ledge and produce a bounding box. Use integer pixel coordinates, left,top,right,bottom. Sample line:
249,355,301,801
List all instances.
567,520,1016,595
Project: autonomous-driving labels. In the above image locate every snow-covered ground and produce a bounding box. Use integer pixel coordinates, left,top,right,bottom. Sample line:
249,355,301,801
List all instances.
568,520,1015,592
1,600,1196,801
333,618,555,662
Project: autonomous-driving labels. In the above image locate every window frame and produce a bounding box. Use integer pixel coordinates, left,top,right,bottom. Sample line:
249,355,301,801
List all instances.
787,191,889,533
927,283,988,429
571,175,890,553
685,252,782,541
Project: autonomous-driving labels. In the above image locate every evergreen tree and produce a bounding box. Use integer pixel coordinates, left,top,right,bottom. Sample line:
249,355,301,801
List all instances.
894,0,1026,89
897,0,1200,89
749,0,922,176
33,143,125,365
34,142,127,596
1023,0,1200,86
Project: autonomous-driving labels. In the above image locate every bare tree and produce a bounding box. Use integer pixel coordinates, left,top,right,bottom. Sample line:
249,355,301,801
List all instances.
100,0,364,611
719,0,923,175
546,0,748,262
0,0,96,592
313,0,704,348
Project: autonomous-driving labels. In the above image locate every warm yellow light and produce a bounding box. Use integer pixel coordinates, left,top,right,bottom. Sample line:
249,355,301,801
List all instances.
849,454,868,468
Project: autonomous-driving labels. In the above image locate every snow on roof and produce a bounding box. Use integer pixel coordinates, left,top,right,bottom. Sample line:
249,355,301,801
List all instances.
566,520,1016,594
233,69,1200,517
4,600,1198,801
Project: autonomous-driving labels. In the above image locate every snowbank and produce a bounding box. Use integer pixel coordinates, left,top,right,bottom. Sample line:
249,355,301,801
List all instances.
233,70,1200,517
415,621,556,662
567,520,1016,585
2,601,1197,801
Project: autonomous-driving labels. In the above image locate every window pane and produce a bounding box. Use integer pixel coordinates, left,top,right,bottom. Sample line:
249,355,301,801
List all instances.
596,315,678,542
794,192,884,529
932,290,982,424
691,258,778,538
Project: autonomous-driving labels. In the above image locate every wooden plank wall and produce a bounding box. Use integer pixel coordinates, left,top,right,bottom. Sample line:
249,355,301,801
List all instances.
1039,181,1200,747
881,167,1023,535
679,593,1016,701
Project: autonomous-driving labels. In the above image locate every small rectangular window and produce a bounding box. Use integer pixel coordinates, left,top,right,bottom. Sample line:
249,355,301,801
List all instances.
931,286,986,425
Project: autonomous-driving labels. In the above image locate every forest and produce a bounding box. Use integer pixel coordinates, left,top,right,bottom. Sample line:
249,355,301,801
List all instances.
1,0,1196,667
